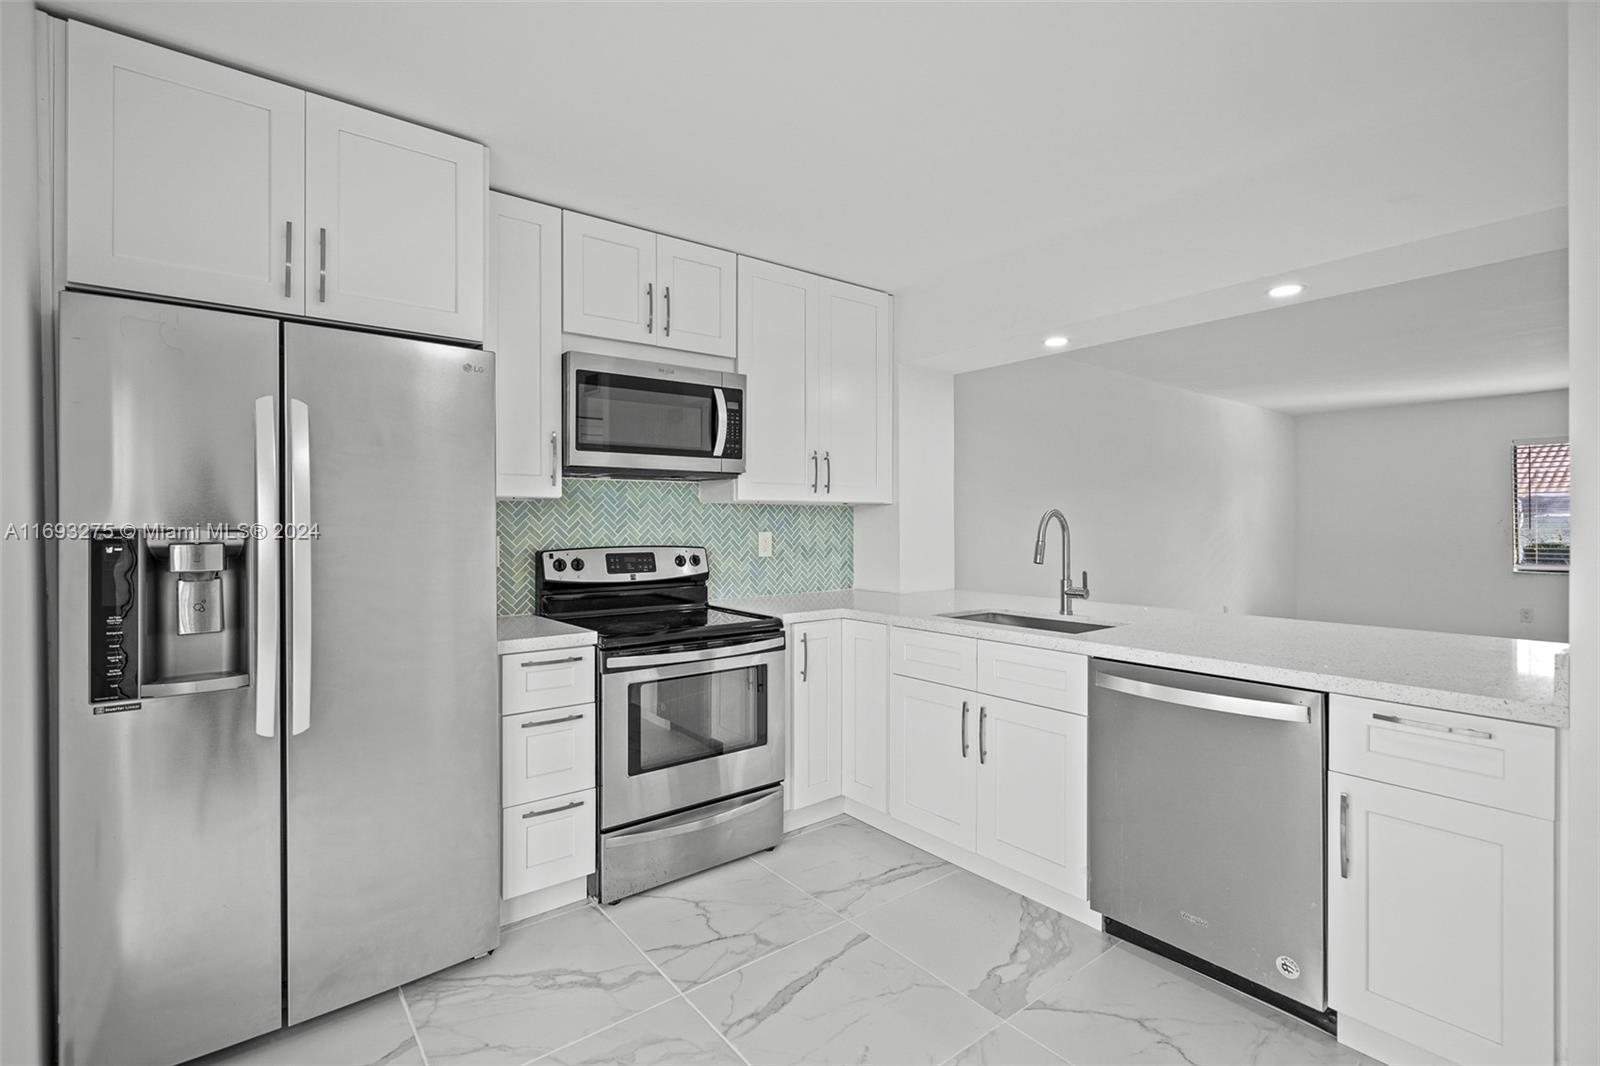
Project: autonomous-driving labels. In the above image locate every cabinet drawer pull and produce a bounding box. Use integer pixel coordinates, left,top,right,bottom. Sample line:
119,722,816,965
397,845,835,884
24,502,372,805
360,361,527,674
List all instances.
521,713,585,729
549,431,558,487
961,700,970,758
824,451,832,493
1371,711,1493,741
317,227,327,303
645,282,653,333
810,451,819,493
522,799,584,820
283,220,293,298
1338,792,1350,878
978,705,987,764
799,632,809,682
520,655,585,668
663,285,671,336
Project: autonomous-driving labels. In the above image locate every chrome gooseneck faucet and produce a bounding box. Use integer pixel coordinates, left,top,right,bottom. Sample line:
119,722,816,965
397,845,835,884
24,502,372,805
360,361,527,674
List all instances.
1034,508,1090,615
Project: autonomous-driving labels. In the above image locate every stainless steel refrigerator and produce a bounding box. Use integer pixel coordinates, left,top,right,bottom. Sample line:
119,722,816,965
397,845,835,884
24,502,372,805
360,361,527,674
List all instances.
53,292,500,1066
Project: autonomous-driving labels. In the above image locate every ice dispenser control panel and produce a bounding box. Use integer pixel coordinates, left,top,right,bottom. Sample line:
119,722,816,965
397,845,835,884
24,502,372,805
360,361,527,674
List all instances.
90,534,138,702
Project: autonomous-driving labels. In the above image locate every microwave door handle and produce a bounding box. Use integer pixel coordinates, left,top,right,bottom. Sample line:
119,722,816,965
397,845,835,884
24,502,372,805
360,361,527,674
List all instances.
712,388,728,458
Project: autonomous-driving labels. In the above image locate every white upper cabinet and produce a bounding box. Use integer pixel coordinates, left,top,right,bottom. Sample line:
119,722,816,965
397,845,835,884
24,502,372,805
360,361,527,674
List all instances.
66,23,485,341
304,96,485,340
818,280,892,502
656,235,737,359
562,213,656,345
66,22,306,314
703,258,893,505
487,193,563,498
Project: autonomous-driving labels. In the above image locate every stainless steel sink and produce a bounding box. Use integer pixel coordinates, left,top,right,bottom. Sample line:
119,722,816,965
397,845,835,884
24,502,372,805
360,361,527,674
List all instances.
942,610,1116,635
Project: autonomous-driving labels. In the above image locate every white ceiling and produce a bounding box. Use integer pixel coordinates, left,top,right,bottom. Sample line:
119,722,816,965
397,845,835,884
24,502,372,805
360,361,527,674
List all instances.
1066,250,1569,414
45,1,1570,382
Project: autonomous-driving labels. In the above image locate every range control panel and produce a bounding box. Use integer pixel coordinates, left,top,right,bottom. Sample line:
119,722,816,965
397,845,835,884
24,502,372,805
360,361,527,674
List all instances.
539,546,708,584
89,534,138,702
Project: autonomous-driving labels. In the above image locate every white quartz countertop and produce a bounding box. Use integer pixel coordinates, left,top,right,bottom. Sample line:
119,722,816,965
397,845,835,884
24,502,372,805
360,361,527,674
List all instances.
714,589,1570,727
496,614,598,656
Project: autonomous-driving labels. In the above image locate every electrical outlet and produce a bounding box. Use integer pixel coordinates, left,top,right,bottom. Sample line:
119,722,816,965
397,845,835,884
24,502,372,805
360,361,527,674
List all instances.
758,531,773,558
1520,607,1535,624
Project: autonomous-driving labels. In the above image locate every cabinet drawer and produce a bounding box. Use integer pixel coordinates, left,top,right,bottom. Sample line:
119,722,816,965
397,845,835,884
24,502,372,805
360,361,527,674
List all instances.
1329,695,1555,820
502,789,596,900
976,641,1088,713
500,648,595,715
890,628,977,689
502,705,596,807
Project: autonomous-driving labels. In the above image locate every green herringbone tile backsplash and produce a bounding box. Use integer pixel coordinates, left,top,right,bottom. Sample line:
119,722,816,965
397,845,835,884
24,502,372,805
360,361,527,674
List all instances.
497,480,853,615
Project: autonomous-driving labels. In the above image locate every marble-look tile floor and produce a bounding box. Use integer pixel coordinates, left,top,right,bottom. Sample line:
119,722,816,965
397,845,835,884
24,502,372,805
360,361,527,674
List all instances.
196,816,1379,1066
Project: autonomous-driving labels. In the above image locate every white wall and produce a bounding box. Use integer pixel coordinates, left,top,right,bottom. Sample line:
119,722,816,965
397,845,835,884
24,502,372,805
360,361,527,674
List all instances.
854,364,956,592
1294,391,1569,641
0,4,46,1064
953,357,1296,615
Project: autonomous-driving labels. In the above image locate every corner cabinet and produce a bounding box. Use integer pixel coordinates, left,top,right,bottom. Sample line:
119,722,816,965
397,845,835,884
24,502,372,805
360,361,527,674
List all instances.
840,620,890,812
701,258,893,505
487,194,563,498
562,212,736,359
789,620,844,809
65,21,485,341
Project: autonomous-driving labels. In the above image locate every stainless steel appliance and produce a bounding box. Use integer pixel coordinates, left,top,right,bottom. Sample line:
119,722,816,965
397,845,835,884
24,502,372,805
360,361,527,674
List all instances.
1087,659,1331,1029
535,546,784,902
53,293,500,1066
563,352,745,479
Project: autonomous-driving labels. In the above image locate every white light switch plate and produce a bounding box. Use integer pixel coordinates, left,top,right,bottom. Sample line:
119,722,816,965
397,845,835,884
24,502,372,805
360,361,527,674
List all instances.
758,531,773,557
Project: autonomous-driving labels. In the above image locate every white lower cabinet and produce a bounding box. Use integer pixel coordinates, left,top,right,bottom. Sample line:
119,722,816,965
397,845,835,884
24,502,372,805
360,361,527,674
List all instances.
975,696,1087,896
840,620,890,811
1328,771,1553,1066
790,620,843,809
501,790,596,900
888,677,978,850
500,705,596,808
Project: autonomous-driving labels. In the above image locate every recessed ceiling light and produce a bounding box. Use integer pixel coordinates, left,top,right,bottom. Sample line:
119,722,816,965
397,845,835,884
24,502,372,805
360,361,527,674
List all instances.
1044,335,1070,348
1266,282,1305,299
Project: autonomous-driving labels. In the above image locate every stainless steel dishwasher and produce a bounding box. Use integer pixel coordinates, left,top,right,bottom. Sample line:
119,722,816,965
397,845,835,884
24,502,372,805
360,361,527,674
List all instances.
1088,659,1330,1029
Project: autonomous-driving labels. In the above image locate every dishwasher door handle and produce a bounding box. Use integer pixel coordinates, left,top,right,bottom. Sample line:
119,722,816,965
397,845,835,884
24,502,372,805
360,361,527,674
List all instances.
1094,673,1310,723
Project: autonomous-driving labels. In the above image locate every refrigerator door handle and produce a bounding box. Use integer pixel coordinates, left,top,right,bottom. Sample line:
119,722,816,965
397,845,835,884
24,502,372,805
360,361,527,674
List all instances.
254,394,280,738
288,398,313,735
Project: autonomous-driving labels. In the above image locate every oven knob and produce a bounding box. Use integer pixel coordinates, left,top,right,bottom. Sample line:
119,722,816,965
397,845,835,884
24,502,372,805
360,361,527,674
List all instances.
551,558,567,573
675,554,687,568
570,557,585,572
689,554,701,566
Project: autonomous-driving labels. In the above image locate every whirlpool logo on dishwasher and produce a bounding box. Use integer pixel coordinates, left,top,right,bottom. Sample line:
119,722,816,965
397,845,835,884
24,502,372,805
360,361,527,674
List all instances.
1179,910,1210,928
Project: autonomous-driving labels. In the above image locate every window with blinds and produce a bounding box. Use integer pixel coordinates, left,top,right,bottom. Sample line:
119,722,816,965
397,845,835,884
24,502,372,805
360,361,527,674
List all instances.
1513,438,1570,572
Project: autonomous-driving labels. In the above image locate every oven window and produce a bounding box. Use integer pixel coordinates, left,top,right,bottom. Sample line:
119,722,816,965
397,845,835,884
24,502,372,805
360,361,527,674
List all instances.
575,371,716,457
629,665,768,775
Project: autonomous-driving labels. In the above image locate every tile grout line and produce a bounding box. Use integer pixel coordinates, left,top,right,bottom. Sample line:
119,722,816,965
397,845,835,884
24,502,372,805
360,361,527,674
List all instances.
395,986,430,1066
593,900,754,1066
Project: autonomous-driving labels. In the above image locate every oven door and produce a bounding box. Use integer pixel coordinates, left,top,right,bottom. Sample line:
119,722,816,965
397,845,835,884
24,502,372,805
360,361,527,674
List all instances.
600,634,786,829
565,352,740,477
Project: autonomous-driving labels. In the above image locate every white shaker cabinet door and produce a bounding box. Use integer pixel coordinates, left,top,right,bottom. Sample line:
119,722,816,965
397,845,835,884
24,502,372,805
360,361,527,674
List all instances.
789,621,843,809
818,280,892,503
888,677,977,850
975,696,1087,896
841,620,890,812
732,257,821,501
656,235,737,359
488,194,563,498
67,21,306,314
562,212,657,344
1328,772,1553,1066
304,94,485,341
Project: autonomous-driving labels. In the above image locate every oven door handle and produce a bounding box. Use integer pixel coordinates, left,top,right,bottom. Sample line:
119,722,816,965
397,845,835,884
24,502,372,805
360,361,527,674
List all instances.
712,387,728,458
605,635,786,671
607,786,783,847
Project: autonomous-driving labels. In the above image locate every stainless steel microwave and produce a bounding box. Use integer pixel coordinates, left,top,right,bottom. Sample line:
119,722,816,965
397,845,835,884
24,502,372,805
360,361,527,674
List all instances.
563,352,745,479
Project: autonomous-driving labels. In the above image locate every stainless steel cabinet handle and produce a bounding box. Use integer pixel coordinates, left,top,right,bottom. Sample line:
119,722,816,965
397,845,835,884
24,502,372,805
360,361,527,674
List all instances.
961,701,970,758
645,282,653,333
317,227,327,303
522,799,584,820
549,431,558,487
799,632,809,681
253,396,279,738
1339,792,1350,879
1371,712,1493,741
288,399,313,735
520,655,585,668
824,451,831,493
978,706,987,764
810,451,819,493
283,221,293,298
1094,673,1309,723
663,285,671,337
521,713,585,729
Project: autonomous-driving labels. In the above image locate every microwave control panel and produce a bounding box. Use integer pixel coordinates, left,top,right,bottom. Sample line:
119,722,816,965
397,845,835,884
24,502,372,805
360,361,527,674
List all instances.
723,400,742,459
89,534,138,702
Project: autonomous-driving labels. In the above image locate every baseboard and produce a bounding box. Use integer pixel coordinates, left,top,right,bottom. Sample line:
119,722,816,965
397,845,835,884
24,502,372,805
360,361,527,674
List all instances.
1336,1016,1454,1066
838,799,1101,929
499,877,588,928
784,796,847,832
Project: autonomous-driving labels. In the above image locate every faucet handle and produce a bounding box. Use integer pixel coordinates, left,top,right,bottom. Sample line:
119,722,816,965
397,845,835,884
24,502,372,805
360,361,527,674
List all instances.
1066,571,1090,599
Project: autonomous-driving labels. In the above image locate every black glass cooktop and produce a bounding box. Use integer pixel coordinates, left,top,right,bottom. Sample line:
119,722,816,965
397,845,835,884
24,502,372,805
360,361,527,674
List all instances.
555,605,782,650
